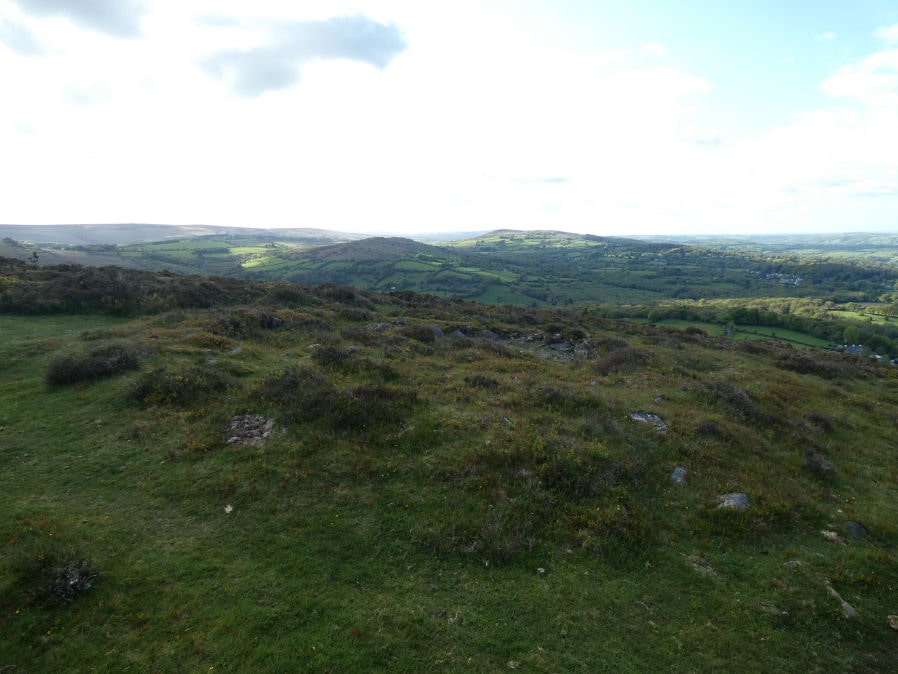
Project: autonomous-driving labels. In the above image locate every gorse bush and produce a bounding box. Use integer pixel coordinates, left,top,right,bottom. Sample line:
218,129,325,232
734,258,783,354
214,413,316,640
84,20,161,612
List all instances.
45,341,146,386
131,365,239,406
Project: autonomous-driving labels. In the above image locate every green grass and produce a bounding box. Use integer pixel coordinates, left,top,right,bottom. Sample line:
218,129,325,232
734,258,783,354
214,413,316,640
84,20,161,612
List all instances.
2,298,898,671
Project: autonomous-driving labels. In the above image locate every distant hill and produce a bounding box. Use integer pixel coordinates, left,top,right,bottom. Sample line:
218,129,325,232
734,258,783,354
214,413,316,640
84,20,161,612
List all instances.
0,224,360,247
4,226,898,313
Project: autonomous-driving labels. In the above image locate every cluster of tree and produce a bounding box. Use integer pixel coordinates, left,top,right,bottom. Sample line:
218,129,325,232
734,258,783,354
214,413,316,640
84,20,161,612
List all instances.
597,298,898,357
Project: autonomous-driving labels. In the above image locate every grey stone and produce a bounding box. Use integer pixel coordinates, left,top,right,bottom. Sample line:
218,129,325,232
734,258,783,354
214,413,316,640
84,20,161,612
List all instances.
845,520,869,538
629,412,668,434
670,466,687,485
717,493,749,509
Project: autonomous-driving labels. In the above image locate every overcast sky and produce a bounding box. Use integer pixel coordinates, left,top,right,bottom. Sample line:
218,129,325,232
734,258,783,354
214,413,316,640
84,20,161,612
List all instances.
1,0,897,236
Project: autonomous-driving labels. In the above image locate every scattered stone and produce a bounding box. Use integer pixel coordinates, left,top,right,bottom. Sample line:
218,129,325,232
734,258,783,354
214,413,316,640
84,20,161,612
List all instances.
670,465,687,485
480,329,503,341
821,530,846,545
845,520,869,538
373,322,392,331
549,340,573,352
224,504,233,514
888,615,898,631
654,394,666,402
395,315,406,326
824,580,858,619
226,415,275,446
784,560,803,569
717,493,749,509
683,554,719,578
207,358,217,365
759,602,787,616
573,343,593,359
629,412,668,433
429,325,444,338
230,346,242,355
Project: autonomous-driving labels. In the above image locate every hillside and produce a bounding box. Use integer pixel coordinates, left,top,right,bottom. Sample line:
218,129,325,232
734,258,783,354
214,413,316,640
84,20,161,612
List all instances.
1,262,897,671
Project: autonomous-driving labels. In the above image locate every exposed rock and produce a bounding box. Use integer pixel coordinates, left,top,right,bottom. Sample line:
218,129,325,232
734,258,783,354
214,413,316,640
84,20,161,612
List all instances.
888,615,898,631
226,415,275,446
845,520,869,538
683,554,718,578
670,466,687,485
429,325,444,338
821,530,846,545
629,412,668,434
717,493,749,509
824,580,857,619
549,340,573,352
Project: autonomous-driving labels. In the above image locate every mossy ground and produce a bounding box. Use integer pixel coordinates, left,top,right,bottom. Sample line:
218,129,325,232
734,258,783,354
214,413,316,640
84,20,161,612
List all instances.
1,299,897,672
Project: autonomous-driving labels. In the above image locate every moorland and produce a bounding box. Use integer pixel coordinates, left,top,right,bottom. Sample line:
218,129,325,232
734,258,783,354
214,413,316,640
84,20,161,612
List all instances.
1,227,898,671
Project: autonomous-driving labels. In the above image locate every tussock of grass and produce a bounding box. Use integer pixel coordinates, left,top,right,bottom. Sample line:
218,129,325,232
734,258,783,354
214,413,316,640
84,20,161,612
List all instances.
45,340,146,386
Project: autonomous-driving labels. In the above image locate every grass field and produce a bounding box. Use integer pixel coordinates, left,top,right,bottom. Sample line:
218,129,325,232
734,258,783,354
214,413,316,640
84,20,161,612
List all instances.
2,299,898,671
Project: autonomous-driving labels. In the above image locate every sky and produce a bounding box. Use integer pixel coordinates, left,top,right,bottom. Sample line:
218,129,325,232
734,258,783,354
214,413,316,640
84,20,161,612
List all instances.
1,0,897,237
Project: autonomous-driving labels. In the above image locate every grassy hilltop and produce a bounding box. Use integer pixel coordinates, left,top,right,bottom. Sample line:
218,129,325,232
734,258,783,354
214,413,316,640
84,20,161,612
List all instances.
1,259,898,671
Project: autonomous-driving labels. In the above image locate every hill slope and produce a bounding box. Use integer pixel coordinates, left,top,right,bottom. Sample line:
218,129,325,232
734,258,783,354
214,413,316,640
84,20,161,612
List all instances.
1,264,897,671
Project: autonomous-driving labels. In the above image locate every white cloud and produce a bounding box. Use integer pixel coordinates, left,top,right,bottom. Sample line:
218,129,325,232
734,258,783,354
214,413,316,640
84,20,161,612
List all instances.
821,49,898,111
814,31,836,42
1,0,897,235
643,42,666,56
10,0,148,38
875,23,898,44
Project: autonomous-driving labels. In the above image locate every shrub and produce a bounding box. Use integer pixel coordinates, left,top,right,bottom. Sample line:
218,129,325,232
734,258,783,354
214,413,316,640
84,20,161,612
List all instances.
699,381,756,419
252,366,336,422
13,551,100,606
806,412,834,432
131,365,239,406
594,346,649,376
804,449,837,481
309,345,399,381
531,385,604,416
45,341,146,386
464,375,499,390
401,324,438,343
776,352,839,378
310,344,356,369
330,384,418,432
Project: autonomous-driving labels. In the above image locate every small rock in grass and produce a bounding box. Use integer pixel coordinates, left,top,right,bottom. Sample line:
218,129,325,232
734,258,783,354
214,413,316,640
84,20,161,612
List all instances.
670,466,687,485
717,493,749,509
821,530,846,545
845,520,869,538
